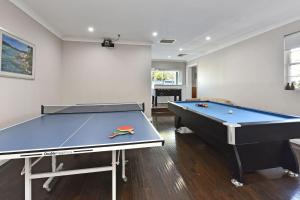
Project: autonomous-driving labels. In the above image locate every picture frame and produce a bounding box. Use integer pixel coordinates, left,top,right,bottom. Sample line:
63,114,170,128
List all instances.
0,27,35,80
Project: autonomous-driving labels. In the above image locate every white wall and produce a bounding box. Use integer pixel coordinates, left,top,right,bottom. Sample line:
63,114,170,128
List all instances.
0,1,62,128
189,19,300,116
189,20,300,144
62,41,152,116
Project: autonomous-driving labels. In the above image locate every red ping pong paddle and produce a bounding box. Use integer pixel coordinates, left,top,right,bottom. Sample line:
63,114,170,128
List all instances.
117,125,134,132
109,125,135,138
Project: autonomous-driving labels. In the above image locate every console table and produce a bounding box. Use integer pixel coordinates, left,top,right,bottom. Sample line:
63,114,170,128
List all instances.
154,88,182,106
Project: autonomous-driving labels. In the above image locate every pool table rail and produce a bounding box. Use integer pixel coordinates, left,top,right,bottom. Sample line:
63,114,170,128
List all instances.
169,101,300,145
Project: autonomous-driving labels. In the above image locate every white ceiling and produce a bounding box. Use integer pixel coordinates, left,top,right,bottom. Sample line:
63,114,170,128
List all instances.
10,0,300,61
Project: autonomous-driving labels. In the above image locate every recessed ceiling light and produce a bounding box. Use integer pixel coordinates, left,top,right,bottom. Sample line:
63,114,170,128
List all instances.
88,27,94,32
152,32,158,37
206,36,211,41
179,48,183,51
168,56,171,58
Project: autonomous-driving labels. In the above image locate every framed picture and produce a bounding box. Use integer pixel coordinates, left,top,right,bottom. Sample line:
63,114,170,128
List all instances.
0,28,35,79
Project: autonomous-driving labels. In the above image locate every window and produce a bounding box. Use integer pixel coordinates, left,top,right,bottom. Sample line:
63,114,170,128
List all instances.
287,48,300,89
284,31,300,90
151,70,181,85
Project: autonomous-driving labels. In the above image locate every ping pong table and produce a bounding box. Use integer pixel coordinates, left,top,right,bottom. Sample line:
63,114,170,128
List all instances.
0,103,164,200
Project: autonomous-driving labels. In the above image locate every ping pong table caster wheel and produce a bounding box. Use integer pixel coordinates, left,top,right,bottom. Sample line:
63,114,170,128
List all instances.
285,170,299,178
123,177,128,182
231,179,243,187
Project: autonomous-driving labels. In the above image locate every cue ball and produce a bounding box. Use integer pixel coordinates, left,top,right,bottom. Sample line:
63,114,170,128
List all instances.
228,110,233,114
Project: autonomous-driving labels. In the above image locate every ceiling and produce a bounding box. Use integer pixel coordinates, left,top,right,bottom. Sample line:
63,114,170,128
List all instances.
10,0,300,61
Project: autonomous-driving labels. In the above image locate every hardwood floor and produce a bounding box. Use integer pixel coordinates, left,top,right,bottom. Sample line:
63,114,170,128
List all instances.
1,114,300,199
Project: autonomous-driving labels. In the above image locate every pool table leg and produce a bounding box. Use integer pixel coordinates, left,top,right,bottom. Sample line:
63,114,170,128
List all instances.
228,145,244,187
175,116,182,129
282,141,299,177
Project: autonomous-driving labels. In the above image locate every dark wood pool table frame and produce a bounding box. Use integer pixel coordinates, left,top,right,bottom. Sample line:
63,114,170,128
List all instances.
168,101,300,187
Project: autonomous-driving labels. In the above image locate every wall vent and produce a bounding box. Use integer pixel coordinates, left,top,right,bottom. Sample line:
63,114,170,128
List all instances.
177,53,188,57
160,39,176,44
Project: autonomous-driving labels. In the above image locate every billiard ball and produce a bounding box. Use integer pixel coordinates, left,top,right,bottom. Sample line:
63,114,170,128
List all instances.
228,110,233,114
196,103,208,108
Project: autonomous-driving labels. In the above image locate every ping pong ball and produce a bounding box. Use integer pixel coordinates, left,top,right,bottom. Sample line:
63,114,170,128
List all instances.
228,110,233,114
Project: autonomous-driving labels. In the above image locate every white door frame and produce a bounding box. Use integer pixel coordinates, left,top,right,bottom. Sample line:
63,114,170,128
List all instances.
186,63,198,99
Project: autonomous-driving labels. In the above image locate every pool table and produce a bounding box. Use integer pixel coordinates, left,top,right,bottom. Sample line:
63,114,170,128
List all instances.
168,101,300,187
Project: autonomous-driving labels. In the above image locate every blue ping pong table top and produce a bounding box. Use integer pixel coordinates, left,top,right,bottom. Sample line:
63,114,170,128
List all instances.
0,110,163,155
172,101,298,124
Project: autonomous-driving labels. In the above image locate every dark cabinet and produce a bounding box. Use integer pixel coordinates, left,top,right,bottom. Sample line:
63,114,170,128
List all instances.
154,88,182,106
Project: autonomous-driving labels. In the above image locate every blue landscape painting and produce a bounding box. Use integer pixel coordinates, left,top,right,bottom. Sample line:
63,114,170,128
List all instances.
1,33,33,76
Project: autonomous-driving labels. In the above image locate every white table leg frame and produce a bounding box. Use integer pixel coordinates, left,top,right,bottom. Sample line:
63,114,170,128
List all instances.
122,150,128,182
112,150,117,200
21,157,43,175
24,150,119,200
43,156,64,192
25,157,32,200
21,156,64,192
116,150,128,182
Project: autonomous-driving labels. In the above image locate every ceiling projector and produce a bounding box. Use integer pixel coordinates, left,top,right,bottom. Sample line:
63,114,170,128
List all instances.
101,34,120,48
101,39,114,48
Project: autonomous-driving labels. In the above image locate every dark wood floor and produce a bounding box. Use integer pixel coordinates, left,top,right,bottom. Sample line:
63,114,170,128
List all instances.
1,114,300,200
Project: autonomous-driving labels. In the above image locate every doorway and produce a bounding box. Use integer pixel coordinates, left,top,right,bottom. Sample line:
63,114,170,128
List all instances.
191,66,197,98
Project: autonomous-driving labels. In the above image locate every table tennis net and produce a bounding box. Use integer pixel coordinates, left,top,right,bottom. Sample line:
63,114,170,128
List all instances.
42,103,144,114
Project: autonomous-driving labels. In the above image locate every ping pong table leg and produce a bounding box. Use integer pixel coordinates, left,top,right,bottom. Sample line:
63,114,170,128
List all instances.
112,150,117,200
43,156,64,191
21,157,43,176
24,158,32,200
122,150,127,182
117,150,121,165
